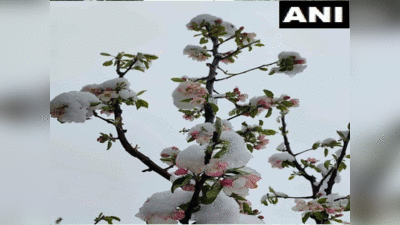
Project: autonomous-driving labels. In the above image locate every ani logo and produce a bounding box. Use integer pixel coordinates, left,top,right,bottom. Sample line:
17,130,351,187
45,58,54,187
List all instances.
279,1,349,29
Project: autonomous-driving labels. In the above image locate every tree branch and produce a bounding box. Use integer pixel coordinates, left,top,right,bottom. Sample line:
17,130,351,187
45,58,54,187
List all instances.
294,148,313,156
180,28,222,224
215,61,277,81
220,40,260,60
93,111,115,125
281,115,317,191
324,131,350,195
116,58,138,78
113,103,171,181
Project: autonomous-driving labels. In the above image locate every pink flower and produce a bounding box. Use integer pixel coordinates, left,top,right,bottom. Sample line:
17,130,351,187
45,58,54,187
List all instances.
325,207,337,214
205,159,229,177
175,168,188,176
190,130,200,139
244,174,261,189
289,99,299,107
306,157,318,164
171,210,185,220
190,97,206,105
183,114,195,121
238,94,248,102
220,179,234,187
310,204,324,212
182,184,195,191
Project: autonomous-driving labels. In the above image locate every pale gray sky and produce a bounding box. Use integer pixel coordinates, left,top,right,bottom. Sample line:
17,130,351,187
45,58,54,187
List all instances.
50,2,350,224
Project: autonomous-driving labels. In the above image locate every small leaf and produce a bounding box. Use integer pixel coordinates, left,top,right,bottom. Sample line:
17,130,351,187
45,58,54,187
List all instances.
137,90,146,96
181,98,192,103
107,141,112,150
171,175,191,193
302,212,311,224
324,160,331,170
103,60,113,66
100,52,111,56
210,103,219,113
324,148,328,157
259,120,264,126
263,89,274,98
269,70,276,75
259,67,268,71
124,54,135,58
246,144,253,153
317,198,327,204
312,142,320,150
265,108,273,118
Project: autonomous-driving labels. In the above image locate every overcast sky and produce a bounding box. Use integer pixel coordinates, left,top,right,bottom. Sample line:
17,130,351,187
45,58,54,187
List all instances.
50,2,350,224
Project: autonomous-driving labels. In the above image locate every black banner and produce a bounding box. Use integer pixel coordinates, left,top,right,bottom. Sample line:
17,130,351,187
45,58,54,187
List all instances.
279,1,349,29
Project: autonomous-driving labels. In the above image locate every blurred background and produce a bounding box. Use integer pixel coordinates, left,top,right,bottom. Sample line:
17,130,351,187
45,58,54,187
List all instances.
0,0,399,224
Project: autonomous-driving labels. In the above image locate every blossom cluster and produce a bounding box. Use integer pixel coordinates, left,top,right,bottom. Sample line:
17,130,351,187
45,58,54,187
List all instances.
268,152,296,169
183,45,211,62
186,14,238,38
172,80,208,110
292,194,349,219
187,122,216,145
160,146,181,166
270,52,307,77
50,91,101,123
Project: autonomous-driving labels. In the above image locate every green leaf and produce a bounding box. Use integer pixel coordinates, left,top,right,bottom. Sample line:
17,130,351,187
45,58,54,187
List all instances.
281,101,294,107
259,67,268,71
200,37,209,44
100,52,111,56
137,90,146,96
103,60,113,66
258,120,264,126
171,175,191,193
124,54,135,58
345,154,350,159
249,109,258,118
263,89,274,98
317,198,328,204
269,70,276,75
210,103,219,113
288,175,295,180
107,141,112,150
347,123,350,130
265,108,273,118
302,212,311,224
246,144,253,153
312,142,320,150
324,148,329,157
206,182,222,199
324,160,331,170
181,98,192,103
90,102,101,107
262,129,277,135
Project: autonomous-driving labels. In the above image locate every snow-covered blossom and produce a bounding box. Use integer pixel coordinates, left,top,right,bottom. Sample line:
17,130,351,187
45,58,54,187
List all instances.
291,194,349,217
183,45,210,62
219,131,253,169
321,138,337,146
50,91,101,123
160,146,180,166
242,32,258,45
175,145,206,174
238,214,265,224
220,21,237,37
172,81,208,110
186,14,222,30
254,134,270,150
268,152,295,169
81,77,137,104
276,142,286,151
338,130,350,138
188,123,216,145
221,167,261,196
289,98,299,107
135,189,193,224
306,157,318,164
205,158,229,177
271,51,307,78
249,96,274,109
182,114,195,121
221,119,233,131
192,192,242,224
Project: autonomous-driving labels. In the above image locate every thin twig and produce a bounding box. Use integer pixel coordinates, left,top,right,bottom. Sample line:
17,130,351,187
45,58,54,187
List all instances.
215,61,277,81
294,148,313,156
116,58,138,78
93,111,115,125
220,40,260,60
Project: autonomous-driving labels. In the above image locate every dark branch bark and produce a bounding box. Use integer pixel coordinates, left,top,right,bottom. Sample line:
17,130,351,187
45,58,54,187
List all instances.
324,131,350,195
116,58,138,78
281,115,318,194
180,30,222,224
113,103,171,181
294,148,313,156
93,111,115,125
